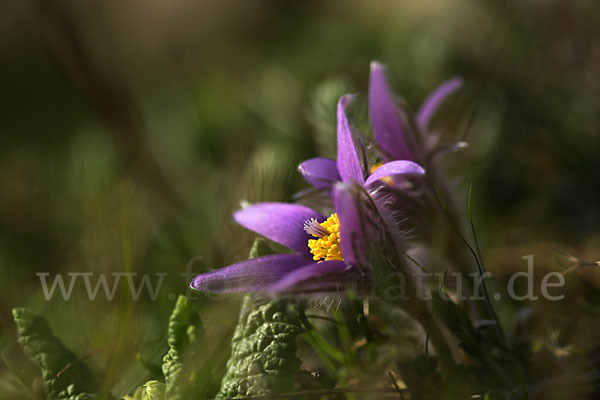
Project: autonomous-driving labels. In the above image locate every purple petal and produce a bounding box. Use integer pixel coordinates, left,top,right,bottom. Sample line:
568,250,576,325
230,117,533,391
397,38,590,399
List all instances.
334,183,368,266
336,95,364,184
234,203,324,255
289,277,352,293
416,77,463,132
268,260,349,293
368,61,413,161
191,254,311,293
298,157,340,189
365,160,425,186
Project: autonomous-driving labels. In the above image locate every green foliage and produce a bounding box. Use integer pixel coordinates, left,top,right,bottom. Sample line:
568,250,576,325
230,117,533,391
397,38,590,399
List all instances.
217,296,304,398
247,237,275,261
122,295,206,400
162,295,206,399
217,238,304,398
122,381,165,400
11,308,99,400
11,299,207,400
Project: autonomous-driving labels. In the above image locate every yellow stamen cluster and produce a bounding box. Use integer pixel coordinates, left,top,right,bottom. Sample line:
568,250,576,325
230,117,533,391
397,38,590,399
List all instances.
369,162,393,185
307,213,343,262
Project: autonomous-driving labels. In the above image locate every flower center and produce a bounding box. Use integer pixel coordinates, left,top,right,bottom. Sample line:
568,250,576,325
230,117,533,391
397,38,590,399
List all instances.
369,162,393,185
304,213,343,262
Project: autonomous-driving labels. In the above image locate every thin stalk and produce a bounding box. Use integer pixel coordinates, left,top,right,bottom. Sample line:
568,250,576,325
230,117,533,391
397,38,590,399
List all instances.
468,184,504,344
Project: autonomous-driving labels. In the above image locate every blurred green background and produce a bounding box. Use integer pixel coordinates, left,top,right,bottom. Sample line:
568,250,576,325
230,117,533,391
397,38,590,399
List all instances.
1,0,599,398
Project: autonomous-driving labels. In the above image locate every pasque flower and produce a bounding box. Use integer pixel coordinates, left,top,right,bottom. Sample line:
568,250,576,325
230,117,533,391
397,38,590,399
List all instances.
190,183,372,293
191,90,426,294
368,61,463,163
298,95,425,190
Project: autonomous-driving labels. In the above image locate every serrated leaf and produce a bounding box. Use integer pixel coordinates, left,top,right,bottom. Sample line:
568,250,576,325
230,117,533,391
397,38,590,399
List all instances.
217,238,303,399
161,295,206,399
11,308,100,400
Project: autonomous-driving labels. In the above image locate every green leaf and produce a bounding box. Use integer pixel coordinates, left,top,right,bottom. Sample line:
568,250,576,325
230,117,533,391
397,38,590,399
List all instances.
161,295,206,399
247,237,274,259
217,296,303,398
217,238,304,398
122,380,165,400
11,308,99,400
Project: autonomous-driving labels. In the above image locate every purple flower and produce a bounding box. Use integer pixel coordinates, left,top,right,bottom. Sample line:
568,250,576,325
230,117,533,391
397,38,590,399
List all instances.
190,183,373,294
298,95,425,190
368,61,463,162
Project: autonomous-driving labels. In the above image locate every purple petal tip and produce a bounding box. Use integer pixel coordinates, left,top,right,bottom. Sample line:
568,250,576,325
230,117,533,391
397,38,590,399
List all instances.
370,60,384,72
339,94,355,108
